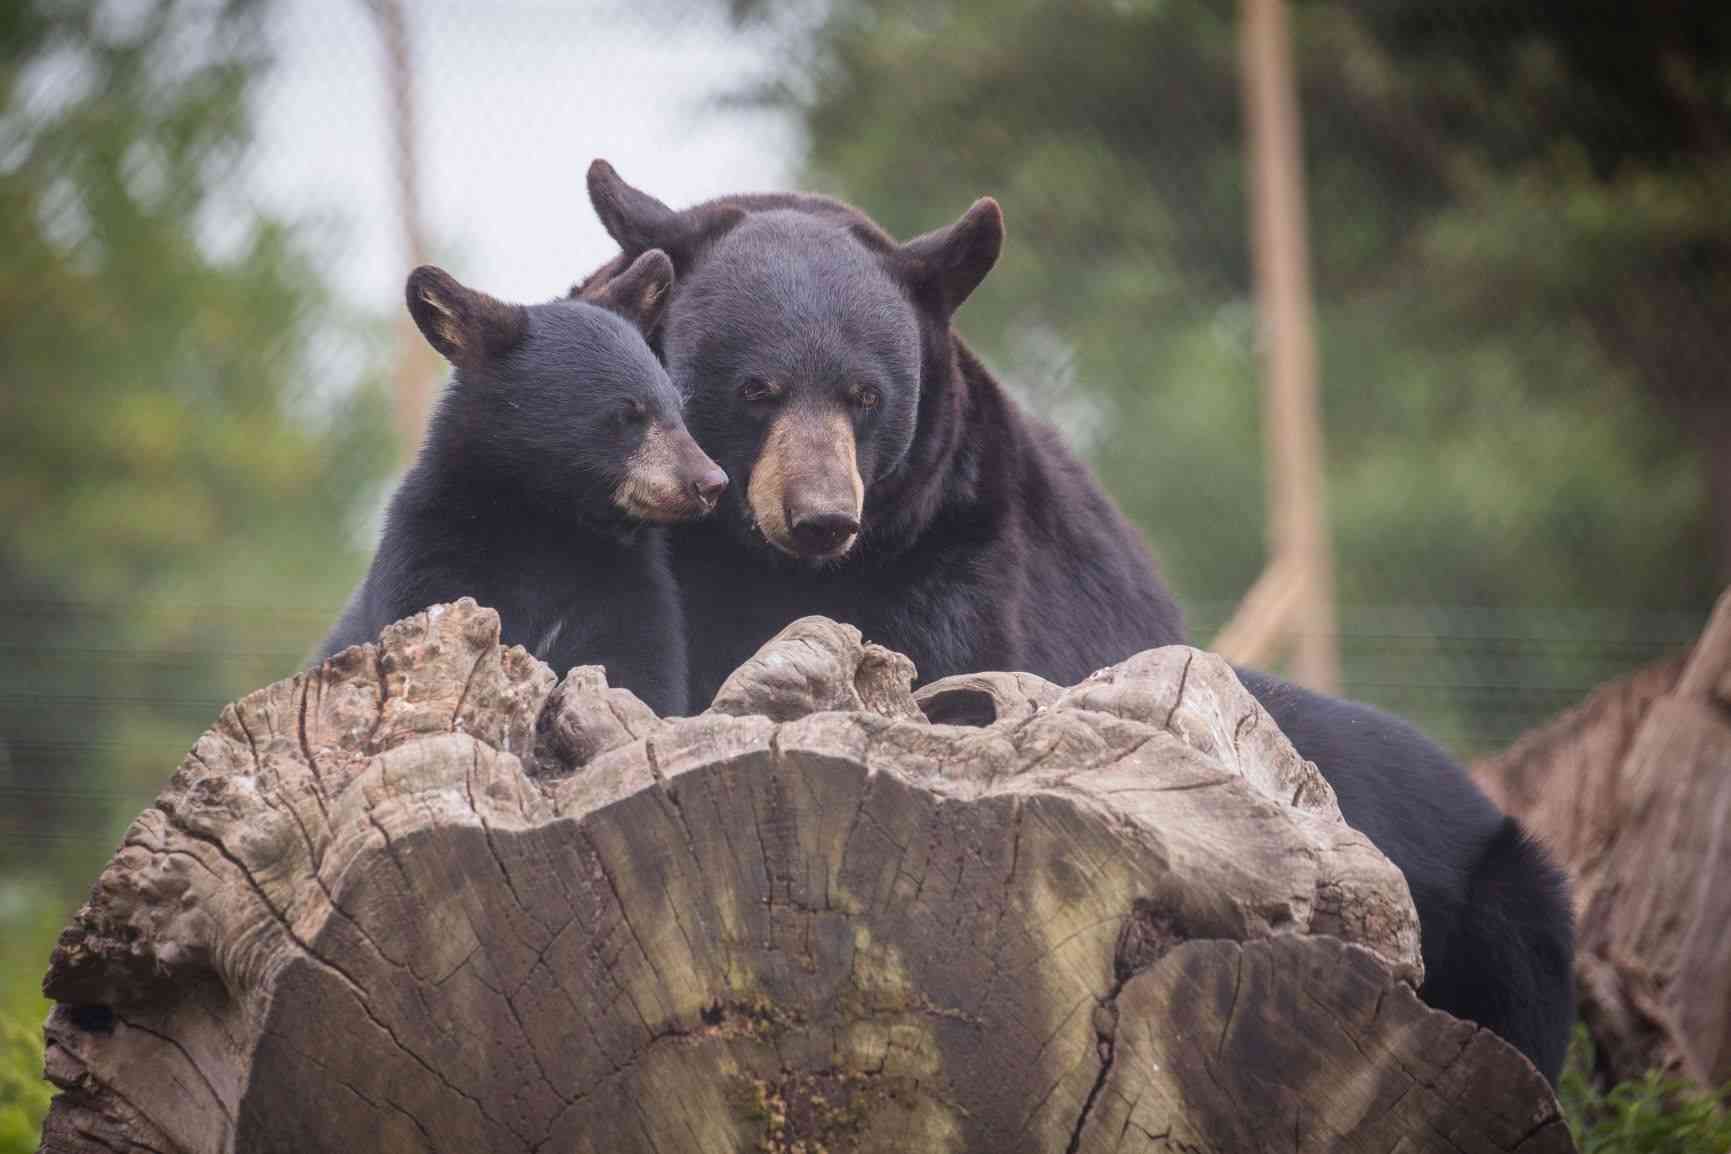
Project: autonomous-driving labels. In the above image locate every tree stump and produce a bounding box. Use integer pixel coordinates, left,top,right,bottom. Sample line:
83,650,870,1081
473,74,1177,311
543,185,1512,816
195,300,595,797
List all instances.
1475,585,1731,1090
39,600,1569,1153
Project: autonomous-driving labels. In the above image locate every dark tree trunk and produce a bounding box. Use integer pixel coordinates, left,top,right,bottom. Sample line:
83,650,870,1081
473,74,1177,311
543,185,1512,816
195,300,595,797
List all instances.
1475,586,1731,1089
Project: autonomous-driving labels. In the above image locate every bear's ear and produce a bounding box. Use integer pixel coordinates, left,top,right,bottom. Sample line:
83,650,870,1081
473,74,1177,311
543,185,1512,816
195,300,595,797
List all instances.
889,197,1004,321
587,159,681,255
405,266,528,369
589,248,675,336
586,158,745,271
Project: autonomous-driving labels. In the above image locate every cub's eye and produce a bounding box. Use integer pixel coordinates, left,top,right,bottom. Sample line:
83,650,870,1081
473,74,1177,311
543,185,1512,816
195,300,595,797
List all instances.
739,378,781,404
853,386,881,412
619,398,647,423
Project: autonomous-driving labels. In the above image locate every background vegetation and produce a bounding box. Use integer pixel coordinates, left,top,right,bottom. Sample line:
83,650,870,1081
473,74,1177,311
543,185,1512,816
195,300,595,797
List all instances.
2,0,1727,1147
1,2,389,1146
729,0,1729,755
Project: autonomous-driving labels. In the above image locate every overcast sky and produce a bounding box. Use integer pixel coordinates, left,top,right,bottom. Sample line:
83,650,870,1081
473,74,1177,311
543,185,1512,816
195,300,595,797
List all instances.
249,0,797,314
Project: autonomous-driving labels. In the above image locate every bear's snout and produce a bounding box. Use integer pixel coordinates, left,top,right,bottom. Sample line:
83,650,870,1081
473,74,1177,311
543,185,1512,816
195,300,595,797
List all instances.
748,408,865,561
614,423,728,523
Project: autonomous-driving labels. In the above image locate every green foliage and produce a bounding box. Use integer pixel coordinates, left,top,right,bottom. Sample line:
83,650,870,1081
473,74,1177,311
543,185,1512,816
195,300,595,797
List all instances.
1560,1027,1731,1153
0,890,56,1154
0,1008,51,1154
0,1,393,1142
0,0,392,856
727,0,1726,752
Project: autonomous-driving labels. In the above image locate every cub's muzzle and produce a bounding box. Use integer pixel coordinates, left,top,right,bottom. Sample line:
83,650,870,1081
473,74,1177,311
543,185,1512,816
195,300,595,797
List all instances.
614,423,728,522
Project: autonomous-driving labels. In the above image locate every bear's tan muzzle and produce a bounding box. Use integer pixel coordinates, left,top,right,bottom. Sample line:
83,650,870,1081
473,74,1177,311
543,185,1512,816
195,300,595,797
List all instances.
748,409,864,560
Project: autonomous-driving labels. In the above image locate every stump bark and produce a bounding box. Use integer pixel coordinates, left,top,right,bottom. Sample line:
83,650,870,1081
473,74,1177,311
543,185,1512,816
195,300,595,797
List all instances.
1474,586,1731,1090
39,600,1569,1153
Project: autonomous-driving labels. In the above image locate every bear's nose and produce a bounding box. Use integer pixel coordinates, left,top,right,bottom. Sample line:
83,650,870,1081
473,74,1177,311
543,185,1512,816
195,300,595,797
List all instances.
691,467,729,509
788,510,860,556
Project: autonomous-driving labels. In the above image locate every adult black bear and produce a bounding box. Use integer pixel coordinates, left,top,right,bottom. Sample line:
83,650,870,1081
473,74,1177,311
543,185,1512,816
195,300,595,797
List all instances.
578,164,1186,705
578,161,1574,1084
320,251,727,717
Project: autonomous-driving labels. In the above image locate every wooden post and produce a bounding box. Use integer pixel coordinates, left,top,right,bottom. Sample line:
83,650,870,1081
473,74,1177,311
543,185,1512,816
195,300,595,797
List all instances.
368,0,437,465
1216,0,1339,692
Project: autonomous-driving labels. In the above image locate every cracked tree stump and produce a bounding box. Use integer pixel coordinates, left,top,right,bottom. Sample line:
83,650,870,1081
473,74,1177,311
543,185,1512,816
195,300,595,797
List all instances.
1474,585,1731,1090
38,600,1570,1153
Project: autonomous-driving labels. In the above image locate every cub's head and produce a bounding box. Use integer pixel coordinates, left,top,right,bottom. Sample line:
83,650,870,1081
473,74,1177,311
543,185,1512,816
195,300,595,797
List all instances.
583,160,1002,562
407,251,726,525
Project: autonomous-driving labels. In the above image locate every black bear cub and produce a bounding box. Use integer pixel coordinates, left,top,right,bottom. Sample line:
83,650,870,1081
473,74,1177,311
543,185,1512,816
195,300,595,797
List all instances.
318,250,726,717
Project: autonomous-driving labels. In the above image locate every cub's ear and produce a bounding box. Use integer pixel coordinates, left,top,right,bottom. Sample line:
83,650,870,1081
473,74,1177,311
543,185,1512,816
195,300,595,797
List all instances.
586,158,745,271
405,266,528,368
590,249,675,336
890,197,1004,320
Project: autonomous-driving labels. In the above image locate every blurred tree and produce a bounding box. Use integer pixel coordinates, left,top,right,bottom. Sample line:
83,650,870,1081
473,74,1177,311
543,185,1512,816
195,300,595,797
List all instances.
722,0,1727,753
0,1,391,1143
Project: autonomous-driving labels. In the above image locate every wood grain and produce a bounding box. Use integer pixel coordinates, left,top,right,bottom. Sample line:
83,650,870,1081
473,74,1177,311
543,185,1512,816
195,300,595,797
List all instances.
38,600,1566,1153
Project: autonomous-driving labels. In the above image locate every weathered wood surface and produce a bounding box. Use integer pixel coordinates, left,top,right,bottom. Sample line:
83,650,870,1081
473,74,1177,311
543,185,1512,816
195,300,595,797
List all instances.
39,600,1568,1153
1475,586,1731,1090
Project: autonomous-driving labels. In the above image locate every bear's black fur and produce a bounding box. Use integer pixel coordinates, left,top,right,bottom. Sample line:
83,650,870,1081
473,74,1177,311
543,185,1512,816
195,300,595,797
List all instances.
578,161,1574,1083
1235,668,1576,1082
320,251,728,717
580,163,1186,706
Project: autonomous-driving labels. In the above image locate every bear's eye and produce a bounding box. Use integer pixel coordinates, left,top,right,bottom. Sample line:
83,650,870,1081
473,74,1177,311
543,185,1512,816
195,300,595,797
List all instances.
853,386,881,412
739,378,782,404
620,398,647,424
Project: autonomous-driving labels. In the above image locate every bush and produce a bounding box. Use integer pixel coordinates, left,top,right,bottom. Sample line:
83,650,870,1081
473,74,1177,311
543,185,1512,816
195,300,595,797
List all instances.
0,1011,50,1154
1560,1025,1731,1153
0,890,56,1154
